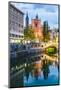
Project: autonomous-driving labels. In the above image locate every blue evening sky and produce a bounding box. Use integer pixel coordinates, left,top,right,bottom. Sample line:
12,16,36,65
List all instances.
11,2,59,29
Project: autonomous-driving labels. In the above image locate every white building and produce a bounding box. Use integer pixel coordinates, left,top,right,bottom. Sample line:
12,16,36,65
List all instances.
9,3,24,43
49,28,58,41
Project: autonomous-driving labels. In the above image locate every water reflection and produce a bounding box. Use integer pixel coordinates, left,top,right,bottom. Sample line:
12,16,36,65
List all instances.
10,53,59,87
25,63,30,81
42,59,50,79
24,59,50,81
24,54,59,86
31,61,42,80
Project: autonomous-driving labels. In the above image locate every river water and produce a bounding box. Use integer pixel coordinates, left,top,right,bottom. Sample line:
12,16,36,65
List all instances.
10,53,59,87
24,59,59,86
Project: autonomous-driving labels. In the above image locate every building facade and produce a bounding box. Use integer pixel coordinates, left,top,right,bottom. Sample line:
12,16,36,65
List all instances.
31,15,43,42
9,3,24,43
49,28,58,41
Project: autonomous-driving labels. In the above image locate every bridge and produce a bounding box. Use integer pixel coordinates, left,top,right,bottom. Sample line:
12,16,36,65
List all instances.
40,41,58,49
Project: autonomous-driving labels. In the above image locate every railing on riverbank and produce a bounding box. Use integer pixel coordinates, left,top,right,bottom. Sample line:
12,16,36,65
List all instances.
10,47,44,58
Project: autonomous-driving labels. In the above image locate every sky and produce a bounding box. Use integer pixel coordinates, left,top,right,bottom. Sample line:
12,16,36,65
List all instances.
11,2,59,29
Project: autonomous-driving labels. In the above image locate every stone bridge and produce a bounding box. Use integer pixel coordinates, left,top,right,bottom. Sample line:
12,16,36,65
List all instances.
40,41,58,49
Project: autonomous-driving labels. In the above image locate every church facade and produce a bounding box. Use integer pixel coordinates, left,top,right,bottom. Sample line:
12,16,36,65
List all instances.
26,13,43,42
31,15,43,41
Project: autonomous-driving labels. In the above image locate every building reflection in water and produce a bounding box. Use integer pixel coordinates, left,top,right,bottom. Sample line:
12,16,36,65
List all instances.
24,56,50,81
31,60,42,80
10,53,59,87
24,55,59,83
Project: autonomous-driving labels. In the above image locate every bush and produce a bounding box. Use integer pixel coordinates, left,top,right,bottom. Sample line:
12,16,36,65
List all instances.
46,46,57,56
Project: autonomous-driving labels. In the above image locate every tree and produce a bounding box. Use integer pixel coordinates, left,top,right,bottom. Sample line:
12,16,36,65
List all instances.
43,21,50,42
24,27,35,41
45,46,57,56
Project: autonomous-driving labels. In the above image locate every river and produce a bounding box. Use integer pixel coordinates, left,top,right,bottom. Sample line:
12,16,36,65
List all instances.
10,53,59,88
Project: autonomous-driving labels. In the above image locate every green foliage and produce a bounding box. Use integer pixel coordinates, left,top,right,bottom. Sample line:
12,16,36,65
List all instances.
43,32,50,42
24,27,35,41
46,46,57,56
43,21,50,42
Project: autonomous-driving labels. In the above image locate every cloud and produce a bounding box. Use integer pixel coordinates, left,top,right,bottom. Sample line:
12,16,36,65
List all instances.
11,2,34,11
11,2,59,29
32,3,58,13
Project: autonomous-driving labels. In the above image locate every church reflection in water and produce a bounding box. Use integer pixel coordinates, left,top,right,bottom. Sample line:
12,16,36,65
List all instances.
10,54,59,88
24,55,59,86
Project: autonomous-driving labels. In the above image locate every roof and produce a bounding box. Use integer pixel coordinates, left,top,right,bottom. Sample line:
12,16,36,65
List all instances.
9,3,24,15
